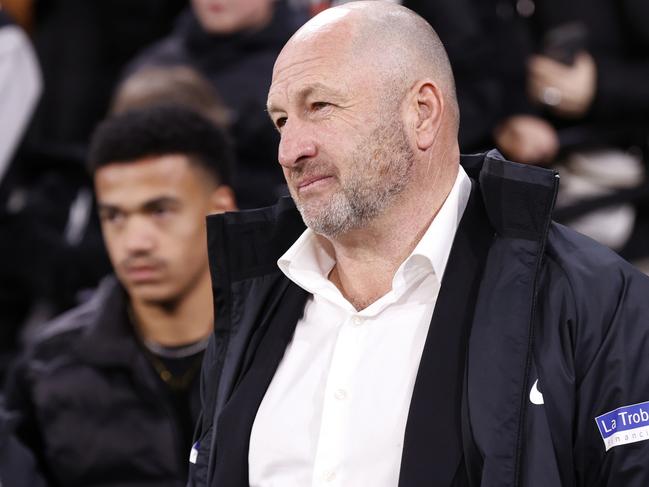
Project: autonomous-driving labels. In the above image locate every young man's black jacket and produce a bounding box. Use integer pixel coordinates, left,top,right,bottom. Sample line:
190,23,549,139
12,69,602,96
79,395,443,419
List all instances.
188,150,649,487
0,407,47,487
5,276,202,487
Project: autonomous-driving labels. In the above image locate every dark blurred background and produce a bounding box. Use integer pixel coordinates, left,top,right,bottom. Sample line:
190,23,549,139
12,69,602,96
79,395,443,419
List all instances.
0,0,647,380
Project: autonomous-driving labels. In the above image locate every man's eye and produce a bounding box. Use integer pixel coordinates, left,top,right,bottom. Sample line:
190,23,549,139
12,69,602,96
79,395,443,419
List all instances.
100,210,123,224
312,102,329,110
275,117,287,128
151,206,172,218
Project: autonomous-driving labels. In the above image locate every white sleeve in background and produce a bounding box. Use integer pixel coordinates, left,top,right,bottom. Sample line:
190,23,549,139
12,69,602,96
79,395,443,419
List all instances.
0,24,42,182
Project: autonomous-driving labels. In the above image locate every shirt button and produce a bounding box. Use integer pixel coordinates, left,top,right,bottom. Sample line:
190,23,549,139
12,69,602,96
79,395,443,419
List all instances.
334,388,347,400
323,470,336,482
351,316,363,326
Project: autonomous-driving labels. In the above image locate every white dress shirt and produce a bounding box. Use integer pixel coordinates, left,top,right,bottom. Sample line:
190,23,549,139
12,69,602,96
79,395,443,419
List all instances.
249,166,471,487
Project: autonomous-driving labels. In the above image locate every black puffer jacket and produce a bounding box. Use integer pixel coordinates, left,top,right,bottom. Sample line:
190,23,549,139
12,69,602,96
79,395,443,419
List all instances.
5,277,201,487
0,406,47,487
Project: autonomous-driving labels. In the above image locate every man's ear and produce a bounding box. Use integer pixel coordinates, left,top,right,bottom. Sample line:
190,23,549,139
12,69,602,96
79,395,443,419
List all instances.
208,185,237,214
410,80,444,151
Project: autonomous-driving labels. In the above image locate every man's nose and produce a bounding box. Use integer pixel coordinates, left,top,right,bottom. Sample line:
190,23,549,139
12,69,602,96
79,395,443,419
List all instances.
278,119,317,168
123,217,156,254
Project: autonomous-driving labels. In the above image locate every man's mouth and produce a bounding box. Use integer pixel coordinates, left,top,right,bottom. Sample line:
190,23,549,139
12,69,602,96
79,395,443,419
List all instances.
123,264,164,283
297,175,334,192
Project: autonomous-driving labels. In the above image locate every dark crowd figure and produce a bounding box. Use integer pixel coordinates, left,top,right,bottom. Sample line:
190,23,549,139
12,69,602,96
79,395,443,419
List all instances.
111,64,230,129
0,9,43,376
4,106,236,487
127,0,308,208
484,0,649,251
24,0,188,151
485,0,649,165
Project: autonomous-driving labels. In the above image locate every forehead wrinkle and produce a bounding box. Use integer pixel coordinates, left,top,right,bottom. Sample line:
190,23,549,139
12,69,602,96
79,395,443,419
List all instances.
273,52,325,75
269,55,323,109
268,78,350,116
268,54,349,110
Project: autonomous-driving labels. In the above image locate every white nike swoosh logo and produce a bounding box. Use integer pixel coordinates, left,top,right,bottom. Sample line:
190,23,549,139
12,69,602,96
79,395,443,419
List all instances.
530,379,544,405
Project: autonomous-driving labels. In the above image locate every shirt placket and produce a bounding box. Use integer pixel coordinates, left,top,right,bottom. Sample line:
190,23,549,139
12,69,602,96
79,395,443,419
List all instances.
311,312,367,486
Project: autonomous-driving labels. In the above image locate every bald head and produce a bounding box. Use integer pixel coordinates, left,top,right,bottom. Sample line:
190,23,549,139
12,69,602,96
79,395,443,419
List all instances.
280,1,459,130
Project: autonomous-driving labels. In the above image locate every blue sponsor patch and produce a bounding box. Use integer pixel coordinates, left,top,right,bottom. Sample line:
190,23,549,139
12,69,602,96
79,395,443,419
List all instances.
595,400,649,451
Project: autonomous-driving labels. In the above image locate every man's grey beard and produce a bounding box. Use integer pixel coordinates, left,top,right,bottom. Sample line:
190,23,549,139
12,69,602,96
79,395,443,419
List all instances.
292,119,415,237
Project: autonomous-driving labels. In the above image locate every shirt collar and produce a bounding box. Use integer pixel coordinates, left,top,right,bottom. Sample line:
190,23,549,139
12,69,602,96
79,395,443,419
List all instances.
278,166,472,303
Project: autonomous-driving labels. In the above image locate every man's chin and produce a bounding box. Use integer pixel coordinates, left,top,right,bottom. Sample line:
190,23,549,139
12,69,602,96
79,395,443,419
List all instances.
301,210,352,238
123,281,178,306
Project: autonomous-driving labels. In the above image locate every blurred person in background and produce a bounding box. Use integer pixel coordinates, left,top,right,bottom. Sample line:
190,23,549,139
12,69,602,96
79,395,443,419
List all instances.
0,7,41,185
492,0,649,165
4,105,236,487
489,0,649,251
0,0,190,382
17,65,230,348
127,0,308,208
22,0,188,152
0,6,47,379
111,64,230,128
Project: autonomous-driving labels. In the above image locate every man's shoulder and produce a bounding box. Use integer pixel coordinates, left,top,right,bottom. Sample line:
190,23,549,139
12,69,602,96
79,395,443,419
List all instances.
544,222,649,296
539,222,649,371
25,276,122,363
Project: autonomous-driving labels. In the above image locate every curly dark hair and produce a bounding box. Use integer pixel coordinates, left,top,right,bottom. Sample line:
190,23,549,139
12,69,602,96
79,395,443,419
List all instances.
88,104,234,186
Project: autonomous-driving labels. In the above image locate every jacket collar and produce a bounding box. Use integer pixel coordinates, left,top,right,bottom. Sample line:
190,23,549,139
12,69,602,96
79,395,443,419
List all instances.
72,276,143,368
207,150,559,285
463,149,559,241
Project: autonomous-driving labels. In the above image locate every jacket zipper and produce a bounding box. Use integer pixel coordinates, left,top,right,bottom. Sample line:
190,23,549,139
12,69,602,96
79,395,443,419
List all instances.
513,173,560,486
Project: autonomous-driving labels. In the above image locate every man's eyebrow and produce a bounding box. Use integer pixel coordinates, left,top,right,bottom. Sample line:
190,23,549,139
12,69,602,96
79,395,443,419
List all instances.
97,202,119,213
141,196,181,211
266,101,282,115
301,83,339,99
97,196,180,214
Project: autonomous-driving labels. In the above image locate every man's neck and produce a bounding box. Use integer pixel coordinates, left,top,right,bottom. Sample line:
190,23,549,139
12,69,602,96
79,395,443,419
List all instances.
130,272,214,347
326,164,459,311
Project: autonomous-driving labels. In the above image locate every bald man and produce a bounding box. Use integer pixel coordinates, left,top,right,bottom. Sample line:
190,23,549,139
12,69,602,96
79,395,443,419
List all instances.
188,3,649,486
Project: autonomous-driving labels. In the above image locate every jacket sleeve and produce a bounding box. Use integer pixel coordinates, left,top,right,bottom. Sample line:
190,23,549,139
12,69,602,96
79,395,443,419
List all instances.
3,350,52,483
0,408,48,487
549,244,649,486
